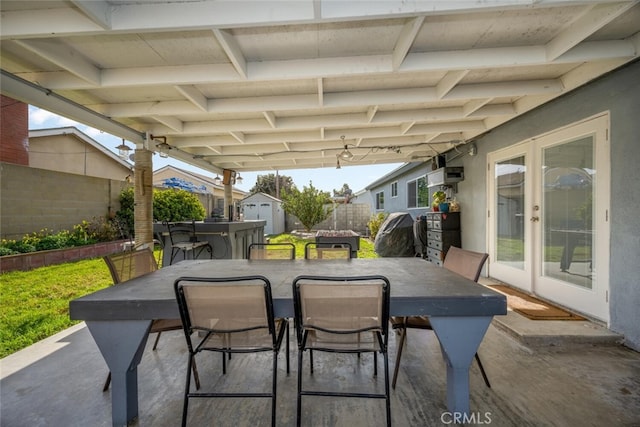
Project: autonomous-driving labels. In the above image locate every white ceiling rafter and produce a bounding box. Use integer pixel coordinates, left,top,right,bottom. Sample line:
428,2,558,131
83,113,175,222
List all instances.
392,16,425,71
212,28,247,79
0,0,637,174
545,2,636,61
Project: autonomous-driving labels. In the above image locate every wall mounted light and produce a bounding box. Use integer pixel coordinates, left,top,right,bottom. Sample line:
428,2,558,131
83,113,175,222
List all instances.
214,175,222,185
468,142,478,156
235,173,243,184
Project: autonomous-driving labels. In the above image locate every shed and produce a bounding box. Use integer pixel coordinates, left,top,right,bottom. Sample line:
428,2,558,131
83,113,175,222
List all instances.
241,193,285,235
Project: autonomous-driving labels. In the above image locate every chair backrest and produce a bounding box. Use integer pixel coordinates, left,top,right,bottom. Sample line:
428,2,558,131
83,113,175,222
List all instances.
164,220,197,245
442,246,489,282
304,242,352,260
174,276,278,350
248,243,295,260
103,248,158,284
292,275,390,344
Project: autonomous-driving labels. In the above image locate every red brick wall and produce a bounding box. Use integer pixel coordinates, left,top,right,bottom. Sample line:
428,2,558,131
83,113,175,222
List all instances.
0,95,29,165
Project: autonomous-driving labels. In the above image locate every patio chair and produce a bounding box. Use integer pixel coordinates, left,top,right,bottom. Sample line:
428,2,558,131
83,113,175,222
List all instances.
247,242,294,373
113,216,164,264
292,275,391,427
304,242,352,259
102,248,200,391
164,220,213,265
174,276,288,427
390,246,491,389
247,242,296,259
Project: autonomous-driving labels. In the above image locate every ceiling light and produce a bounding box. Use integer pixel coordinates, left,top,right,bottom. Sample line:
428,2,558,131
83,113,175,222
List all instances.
337,135,353,160
336,158,341,169
339,145,353,160
116,139,131,160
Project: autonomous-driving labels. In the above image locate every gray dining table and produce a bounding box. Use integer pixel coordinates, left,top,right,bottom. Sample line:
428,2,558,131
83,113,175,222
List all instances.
70,257,507,427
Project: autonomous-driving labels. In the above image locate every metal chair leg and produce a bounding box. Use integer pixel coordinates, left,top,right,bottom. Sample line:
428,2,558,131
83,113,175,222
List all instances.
392,327,407,389
475,353,491,388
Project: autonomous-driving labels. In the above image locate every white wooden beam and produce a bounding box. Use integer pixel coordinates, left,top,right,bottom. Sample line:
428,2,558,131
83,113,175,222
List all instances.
437,70,470,99
545,2,636,61
175,85,208,112
14,39,101,86
70,0,112,30
263,111,277,128
212,29,247,79
229,131,246,143
392,16,425,71
150,115,183,132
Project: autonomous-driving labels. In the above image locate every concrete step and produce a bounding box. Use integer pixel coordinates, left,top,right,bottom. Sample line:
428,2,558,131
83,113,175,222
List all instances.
480,277,623,347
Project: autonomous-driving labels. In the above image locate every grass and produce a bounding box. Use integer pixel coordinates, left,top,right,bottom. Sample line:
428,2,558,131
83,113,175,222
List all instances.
0,258,113,358
0,233,378,358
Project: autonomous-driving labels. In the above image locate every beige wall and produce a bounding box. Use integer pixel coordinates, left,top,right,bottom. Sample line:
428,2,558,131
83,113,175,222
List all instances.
0,162,128,240
29,133,132,181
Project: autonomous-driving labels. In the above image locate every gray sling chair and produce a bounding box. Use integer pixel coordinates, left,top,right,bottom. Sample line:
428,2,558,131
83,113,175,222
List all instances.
174,276,288,427
292,275,392,427
164,220,213,265
304,242,352,259
247,242,296,260
102,248,200,391
389,246,491,389
247,242,294,374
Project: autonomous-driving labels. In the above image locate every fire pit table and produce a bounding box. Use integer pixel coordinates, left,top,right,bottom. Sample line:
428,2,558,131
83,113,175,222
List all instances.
315,230,360,258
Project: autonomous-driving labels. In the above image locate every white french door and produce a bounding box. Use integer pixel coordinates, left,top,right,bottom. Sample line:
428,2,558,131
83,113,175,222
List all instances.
488,114,610,322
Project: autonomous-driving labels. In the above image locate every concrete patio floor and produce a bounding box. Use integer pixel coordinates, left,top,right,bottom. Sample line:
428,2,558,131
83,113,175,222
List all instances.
2,288,639,427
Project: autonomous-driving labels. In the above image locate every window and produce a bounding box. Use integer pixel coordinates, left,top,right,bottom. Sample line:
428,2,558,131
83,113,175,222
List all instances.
391,181,398,198
375,191,384,210
407,176,429,208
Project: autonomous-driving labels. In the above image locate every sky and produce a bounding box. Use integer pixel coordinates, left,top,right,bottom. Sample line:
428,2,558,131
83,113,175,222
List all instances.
28,106,403,194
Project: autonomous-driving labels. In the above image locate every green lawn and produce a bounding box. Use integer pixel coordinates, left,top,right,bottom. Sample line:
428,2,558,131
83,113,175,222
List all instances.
0,234,378,358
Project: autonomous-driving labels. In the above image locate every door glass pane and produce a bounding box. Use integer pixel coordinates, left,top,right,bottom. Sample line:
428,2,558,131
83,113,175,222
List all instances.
542,137,594,289
495,156,526,269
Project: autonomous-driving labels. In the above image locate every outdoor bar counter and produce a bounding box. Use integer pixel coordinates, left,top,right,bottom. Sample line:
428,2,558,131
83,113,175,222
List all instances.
153,220,265,264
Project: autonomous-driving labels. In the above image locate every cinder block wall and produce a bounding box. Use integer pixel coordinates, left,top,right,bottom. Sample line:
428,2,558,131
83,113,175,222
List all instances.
0,162,128,240
285,203,372,235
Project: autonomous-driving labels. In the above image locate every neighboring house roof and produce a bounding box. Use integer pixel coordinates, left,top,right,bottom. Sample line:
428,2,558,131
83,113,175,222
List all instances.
28,127,133,170
154,164,247,196
241,192,282,203
365,162,426,190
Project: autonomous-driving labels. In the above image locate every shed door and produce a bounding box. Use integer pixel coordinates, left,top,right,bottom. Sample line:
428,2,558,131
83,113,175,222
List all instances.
259,203,273,234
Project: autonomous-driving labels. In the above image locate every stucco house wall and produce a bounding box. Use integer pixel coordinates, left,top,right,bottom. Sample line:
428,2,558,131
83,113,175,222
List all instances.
456,60,640,351
365,60,640,351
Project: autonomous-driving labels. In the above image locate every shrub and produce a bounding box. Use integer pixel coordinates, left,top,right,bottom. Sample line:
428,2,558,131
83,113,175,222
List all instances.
153,188,206,222
0,217,118,255
116,187,206,230
367,212,388,240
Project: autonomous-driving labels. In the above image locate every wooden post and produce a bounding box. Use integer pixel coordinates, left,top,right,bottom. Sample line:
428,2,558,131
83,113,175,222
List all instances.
134,148,153,246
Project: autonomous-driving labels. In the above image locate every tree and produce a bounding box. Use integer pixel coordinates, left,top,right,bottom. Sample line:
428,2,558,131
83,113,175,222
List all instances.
281,181,334,232
249,173,295,198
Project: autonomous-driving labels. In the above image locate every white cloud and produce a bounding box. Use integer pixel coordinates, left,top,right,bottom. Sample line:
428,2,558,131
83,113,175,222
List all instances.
29,106,80,128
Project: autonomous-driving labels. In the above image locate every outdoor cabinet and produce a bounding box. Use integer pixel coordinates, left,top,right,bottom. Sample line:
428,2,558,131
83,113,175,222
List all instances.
425,212,461,265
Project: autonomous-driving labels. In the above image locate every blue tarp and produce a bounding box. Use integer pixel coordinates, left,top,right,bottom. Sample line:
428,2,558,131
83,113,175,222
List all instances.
162,177,207,193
